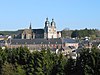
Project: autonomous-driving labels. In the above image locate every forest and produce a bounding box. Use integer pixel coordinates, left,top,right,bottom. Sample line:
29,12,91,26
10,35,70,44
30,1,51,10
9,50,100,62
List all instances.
0,47,100,75
71,28,100,39
61,28,100,39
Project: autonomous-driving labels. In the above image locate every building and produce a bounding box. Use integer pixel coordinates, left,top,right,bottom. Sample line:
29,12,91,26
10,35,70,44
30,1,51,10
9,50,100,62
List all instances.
6,38,78,55
14,18,61,39
63,38,79,49
7,38,62,50
44,18,57,39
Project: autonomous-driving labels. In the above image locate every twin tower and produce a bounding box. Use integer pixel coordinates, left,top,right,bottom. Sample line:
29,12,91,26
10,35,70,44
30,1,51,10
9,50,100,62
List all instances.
21,18,61,39
44,18,58,39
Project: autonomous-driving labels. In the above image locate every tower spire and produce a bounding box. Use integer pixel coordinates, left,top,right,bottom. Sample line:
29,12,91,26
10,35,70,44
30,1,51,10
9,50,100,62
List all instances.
46,17,48,21
29,22,32,29
52,18,54,22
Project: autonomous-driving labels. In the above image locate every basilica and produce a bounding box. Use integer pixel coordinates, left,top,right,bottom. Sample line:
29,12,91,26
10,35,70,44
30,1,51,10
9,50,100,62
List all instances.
15,18,61,39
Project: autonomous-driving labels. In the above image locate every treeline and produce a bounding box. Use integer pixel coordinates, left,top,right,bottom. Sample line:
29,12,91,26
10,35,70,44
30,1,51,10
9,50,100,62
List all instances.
71,28,100,39
0,31,17,35
62,28,100,39
0,28,100,40
0,47,100,75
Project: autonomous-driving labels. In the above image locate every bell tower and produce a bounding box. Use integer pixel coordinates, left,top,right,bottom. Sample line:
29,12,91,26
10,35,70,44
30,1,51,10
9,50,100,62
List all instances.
44,18,57,39
29,22,32,29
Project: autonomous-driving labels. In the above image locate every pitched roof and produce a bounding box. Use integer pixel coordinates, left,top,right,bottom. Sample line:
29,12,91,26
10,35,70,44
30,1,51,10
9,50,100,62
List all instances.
63,38,78,43
32,29,44,34
10,38,62,45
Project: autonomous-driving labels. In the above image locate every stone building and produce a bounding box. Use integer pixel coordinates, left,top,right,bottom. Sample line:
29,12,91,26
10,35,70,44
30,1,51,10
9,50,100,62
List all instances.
14,18,61,39
44,18,57,39
21,23,35,39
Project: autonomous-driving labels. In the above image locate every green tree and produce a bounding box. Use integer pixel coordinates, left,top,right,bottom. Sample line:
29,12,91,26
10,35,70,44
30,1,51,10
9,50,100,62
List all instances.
15,65,26,75
64,58,76,75
1,62,16,75
26,53,34,75
71,30,79,38
33,51,44,75
76,48,100,75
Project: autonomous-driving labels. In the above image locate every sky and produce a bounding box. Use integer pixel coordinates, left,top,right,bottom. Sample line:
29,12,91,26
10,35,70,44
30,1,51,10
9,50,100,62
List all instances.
0,0,100,31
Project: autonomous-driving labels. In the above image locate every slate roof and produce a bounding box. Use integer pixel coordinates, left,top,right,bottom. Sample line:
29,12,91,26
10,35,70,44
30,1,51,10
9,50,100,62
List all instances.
10,38,62,45
32,29,44,34
17,29,44,34
63,38,78,43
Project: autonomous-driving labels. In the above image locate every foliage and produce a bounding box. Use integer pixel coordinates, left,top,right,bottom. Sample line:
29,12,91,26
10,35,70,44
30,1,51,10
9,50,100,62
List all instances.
1,61,16,75
61,29,73,38
0,46,100,75
71,28,100,39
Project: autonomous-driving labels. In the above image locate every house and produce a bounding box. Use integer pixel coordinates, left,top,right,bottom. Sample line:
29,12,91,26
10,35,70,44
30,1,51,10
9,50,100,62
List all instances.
92,41,100,49
79,40,92,49
63,38,79,49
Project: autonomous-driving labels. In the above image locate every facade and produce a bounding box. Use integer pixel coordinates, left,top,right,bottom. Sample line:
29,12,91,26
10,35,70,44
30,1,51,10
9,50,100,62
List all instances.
14,18,61,39
44,18,57,39
6,38,79,52
57,31,62,38
21,29,35,39
7,38,62,50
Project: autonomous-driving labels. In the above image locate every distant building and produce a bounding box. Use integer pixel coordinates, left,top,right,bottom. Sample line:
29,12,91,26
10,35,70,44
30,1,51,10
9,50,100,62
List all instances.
6,38,78,55
44,18,57,39
63,38,79,49
7,38,62,50
14,18,61,39
57,31,62,38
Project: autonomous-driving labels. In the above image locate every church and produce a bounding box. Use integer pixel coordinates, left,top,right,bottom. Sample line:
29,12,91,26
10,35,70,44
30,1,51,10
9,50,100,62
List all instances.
14,18,61,39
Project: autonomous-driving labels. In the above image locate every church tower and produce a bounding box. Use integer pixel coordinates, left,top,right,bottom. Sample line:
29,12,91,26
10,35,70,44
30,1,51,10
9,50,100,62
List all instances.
44,18,57,39
29,22,32,29
50,18,57,38
44,18,50,39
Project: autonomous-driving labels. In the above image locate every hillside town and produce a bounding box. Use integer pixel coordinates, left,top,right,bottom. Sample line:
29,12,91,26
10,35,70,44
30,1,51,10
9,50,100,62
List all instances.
1,0,100,74
0,18,100,60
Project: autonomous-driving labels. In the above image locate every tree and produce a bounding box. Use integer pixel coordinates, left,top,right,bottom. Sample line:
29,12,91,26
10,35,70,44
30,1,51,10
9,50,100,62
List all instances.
32,51,44,75
1,62,16,75
76,48,100,75
15,65,26,75
64,58,76,75
26,53,35,75
61,28,72,38
71,30,79,38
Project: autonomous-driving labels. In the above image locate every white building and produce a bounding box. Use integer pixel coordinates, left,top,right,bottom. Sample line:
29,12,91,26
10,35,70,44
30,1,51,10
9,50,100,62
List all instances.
44,18,60,39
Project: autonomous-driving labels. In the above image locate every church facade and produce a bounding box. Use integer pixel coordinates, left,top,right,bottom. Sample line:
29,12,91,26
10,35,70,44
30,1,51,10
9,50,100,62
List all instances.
44,18,57,39
15,18,61,39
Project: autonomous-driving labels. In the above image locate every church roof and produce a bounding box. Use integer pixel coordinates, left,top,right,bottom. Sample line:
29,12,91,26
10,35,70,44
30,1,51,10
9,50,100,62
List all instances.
22,29,32,34
32,29,44,34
